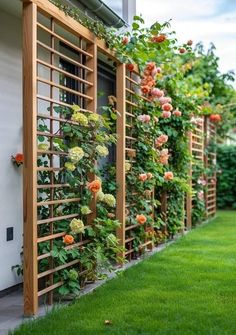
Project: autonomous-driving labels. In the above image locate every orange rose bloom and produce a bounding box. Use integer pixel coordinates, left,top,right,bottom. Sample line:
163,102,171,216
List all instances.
63,234,74,245
126,63,134,72
164,171,174,181
15,153,24,164
139,173,147,182
145,62,156,72
141,85,150,94
88,179,101,193
143,69,151,76
210,114,221,122
152,34,166,43
136,214,147,225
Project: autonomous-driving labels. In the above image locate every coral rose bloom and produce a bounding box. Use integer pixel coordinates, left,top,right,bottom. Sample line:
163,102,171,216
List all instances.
162,103,173,112
145,62,156,72
15,153,24,163
63,234,74,245
141,85,150,94
159,155,169,165
161,111,171,118
173,109,182,117
139,173,148,182
122,36,129,45
152,34,166,43
179,47,186,54
126,63,134,72
164,171,174,181
156,134,168,146
136,214,147,225
88,179,101,193
210,114,221,122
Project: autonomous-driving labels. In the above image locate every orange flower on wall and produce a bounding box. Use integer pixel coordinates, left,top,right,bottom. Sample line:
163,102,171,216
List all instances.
87,179,101,193
136,214,147,225
11,153,24,167
63,234,74,245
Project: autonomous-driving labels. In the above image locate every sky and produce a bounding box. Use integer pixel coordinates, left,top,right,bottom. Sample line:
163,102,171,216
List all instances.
136,0,236,81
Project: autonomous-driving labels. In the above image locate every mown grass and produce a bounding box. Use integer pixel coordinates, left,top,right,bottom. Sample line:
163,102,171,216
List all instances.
12,211,236,335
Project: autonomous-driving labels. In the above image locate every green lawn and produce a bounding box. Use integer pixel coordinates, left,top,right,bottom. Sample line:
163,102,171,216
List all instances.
12,211,236,335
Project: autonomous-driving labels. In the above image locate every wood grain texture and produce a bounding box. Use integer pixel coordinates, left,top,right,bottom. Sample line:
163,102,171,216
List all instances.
22,1,38,316
116,64,126,259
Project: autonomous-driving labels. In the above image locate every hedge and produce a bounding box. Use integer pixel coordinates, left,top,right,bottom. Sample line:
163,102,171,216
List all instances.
217,145,236,209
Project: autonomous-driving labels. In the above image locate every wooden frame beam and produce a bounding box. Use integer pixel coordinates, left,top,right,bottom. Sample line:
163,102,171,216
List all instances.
116,64,126,259
23,1,38,316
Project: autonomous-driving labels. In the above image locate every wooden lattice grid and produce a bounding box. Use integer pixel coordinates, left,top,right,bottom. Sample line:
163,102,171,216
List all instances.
116,66,154,261
23,0,101,315
204,117,217,217
186,117,204,228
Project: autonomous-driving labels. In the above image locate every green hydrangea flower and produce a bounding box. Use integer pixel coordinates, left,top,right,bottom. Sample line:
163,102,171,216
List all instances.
69,218,85,234
68,147,84,163
96,145,109,157
65,162,76,171
71,112,88,126
81,206,92,215
103,194,116,207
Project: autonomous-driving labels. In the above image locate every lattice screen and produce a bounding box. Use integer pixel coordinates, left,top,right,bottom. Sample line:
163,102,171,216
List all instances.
23,0,97,315
186,117,204,228
125,67,154,260
204,117,217,217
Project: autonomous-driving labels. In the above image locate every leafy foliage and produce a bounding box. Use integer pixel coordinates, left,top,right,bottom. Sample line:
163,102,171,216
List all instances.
217,145,236,209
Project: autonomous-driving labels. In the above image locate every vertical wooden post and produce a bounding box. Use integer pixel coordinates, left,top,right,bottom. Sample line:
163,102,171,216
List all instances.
204,116,208,217
186,131,192,229
86,42,97,222
22,0,38,316
116,63,126,259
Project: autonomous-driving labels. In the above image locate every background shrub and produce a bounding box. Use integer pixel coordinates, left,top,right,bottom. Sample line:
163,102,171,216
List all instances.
217,145,236,209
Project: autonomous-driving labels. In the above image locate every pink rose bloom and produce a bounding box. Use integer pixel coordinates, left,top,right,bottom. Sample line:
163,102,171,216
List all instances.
197,191,204,200
173,109,182,117
156,67,161,73
161,111,171,118
197,178,207,186
151,67,158,77
155,134,168,147
151,88,164,98
164,171,174,181
162,103,173,112
159,149,169,165
137,114,150,123
159,97,172,105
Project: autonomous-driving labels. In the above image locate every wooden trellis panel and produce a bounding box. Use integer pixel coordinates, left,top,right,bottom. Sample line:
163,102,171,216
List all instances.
23,0,99,316
186,117,204,228
204,117,217,217
116,66,153,260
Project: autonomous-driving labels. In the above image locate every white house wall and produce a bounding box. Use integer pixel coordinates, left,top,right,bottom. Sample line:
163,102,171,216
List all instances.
0,9,23,291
